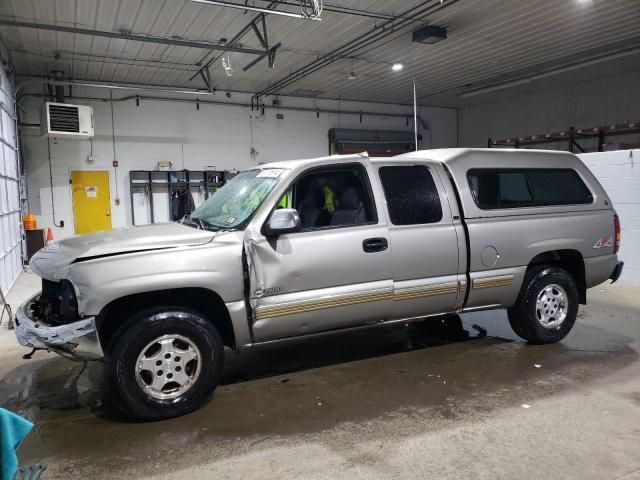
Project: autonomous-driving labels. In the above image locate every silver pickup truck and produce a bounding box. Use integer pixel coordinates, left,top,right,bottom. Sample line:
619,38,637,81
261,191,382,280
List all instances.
15,148,623,419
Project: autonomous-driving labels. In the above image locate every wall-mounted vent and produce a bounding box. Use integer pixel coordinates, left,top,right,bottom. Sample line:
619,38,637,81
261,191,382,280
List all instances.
41,102,94,139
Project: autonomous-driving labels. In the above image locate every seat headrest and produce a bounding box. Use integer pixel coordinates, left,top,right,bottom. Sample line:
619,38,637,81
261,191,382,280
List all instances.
302,183,325,209
339,188,361,210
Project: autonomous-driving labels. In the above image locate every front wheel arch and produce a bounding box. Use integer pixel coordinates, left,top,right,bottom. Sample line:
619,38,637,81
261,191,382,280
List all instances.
97,288,236,351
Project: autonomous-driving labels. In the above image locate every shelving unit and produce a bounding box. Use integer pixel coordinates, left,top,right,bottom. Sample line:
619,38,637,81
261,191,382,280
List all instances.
129,169,234,226
488,121,640,153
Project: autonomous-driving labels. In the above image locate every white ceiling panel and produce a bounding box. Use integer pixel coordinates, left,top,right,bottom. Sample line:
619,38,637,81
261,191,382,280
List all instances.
0,0,638,106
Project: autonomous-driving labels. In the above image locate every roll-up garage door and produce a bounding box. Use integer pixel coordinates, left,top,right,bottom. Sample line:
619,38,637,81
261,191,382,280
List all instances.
329,129,417,157
0,67,21,294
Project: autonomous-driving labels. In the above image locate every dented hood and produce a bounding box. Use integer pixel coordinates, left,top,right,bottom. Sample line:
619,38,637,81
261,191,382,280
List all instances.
30,223,215,280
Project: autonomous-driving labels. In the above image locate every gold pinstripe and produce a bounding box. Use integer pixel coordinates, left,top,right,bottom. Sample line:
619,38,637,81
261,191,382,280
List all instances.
255,280,465,321
472,274,515,290
394,282,459,300
255,290,394,321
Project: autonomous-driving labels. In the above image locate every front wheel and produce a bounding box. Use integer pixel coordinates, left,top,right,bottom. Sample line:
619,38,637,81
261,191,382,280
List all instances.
507,266,579,344
104,308,224,420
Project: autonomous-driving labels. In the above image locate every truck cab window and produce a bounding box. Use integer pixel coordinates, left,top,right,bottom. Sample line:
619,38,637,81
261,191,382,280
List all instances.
286,165,376,229
379,165,443,225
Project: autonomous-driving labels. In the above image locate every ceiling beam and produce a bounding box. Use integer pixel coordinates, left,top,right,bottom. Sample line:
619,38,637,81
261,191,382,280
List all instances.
189,2,280,84
0,19,266,56
252,0,456,101
188,0,320,20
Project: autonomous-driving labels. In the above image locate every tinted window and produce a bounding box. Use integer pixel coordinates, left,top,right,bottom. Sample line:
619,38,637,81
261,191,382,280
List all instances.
527,170,593,205
286,164,376,230
379,166,443,225
468,168,593,209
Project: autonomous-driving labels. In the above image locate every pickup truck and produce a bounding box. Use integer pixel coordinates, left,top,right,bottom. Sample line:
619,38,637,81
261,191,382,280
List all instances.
15,148,623,419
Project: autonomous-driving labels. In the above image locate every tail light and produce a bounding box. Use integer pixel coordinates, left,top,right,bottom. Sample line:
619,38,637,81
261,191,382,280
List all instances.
614,213,621,254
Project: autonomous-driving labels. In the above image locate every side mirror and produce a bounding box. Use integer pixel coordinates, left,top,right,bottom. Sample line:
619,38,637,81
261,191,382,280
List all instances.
264,208,302,236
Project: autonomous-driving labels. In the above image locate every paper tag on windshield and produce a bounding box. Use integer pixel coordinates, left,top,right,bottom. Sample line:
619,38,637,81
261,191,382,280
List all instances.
257,169,283,178
224,216,236,224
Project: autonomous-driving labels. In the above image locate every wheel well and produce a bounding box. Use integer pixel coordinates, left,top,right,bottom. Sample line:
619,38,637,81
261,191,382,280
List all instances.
528,250,586,304
97,288,236,350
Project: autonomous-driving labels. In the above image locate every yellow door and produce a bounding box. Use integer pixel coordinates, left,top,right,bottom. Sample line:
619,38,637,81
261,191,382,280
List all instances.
71,171,112,234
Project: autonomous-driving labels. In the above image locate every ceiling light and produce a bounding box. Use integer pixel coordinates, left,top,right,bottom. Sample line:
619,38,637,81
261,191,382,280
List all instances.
391,63,404,72
347,59,358,80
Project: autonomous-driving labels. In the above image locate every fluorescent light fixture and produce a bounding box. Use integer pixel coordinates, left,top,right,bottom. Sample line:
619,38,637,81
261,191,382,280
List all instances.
461,45,640,98
531,47,640,80
391,63,404,72
21,77,215,96
461,78,531,97
188,0,321,20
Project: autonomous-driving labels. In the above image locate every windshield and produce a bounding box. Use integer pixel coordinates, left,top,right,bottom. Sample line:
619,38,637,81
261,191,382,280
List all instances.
185,168,284,229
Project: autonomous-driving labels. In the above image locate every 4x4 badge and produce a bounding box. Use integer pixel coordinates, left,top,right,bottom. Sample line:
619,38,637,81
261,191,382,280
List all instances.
593,236,614,249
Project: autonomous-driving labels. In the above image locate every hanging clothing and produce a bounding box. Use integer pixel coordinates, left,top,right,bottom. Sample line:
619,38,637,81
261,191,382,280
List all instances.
171,189,196,220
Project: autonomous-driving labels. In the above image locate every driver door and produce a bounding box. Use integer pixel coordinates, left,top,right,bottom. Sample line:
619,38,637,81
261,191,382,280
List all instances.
244,163,393,343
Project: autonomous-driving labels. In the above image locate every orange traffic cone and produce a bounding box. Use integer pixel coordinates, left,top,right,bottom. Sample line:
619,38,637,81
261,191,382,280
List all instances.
46,228,54,244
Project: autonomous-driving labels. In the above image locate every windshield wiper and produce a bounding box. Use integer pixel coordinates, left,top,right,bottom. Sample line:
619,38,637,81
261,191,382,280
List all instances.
190,216,219,231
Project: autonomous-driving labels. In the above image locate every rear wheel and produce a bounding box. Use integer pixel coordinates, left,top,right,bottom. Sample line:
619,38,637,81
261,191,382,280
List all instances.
507,266,579,344
104,307,224,420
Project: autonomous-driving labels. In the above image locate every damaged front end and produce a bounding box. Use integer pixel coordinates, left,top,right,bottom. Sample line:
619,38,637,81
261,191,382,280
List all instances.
14,280,103,361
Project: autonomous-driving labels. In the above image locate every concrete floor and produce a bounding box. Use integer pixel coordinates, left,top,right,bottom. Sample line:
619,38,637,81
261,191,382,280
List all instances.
2,271,640,480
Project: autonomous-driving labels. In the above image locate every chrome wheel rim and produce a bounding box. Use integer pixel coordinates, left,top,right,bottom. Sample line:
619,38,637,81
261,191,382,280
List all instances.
135,334,202,400
535,284,568,329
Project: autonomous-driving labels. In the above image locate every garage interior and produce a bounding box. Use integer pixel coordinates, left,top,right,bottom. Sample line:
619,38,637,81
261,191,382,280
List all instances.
0,0,639,478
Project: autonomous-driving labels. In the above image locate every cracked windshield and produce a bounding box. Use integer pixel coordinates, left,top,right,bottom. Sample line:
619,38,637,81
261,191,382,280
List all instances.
184,168,284,230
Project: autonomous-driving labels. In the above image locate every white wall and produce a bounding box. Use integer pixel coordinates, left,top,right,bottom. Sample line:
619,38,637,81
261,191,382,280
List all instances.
580,150,640,283
20,88,458,239
459,69,640,149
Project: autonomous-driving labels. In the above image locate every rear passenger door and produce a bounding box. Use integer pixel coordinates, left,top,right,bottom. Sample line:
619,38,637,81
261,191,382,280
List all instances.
377,163,464,319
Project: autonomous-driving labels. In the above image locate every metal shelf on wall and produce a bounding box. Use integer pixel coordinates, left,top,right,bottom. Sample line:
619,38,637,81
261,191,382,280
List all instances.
488,121,640,153
129,169,236,226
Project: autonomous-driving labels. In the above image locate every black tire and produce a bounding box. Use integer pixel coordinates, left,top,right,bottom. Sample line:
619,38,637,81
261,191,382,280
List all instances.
507,265,579,344
104,307,224,420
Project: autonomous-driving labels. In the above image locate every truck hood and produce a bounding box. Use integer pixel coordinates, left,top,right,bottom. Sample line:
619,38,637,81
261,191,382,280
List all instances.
30,223,215,280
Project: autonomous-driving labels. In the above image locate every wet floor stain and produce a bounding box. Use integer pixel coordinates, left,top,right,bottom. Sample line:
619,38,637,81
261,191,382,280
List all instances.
1,306,638,479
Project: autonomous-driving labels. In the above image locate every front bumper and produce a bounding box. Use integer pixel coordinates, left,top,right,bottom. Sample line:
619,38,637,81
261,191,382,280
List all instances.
14,293,104,361
610,261,624,283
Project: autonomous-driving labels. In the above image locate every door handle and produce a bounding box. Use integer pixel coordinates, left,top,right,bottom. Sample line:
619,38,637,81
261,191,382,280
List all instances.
362,237,388,253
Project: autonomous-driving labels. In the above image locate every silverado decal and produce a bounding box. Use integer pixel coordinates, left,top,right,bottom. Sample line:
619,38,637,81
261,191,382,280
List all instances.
593,236,614,249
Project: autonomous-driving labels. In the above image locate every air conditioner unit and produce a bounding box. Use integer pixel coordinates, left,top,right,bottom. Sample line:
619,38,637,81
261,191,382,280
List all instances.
41,102,94,139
